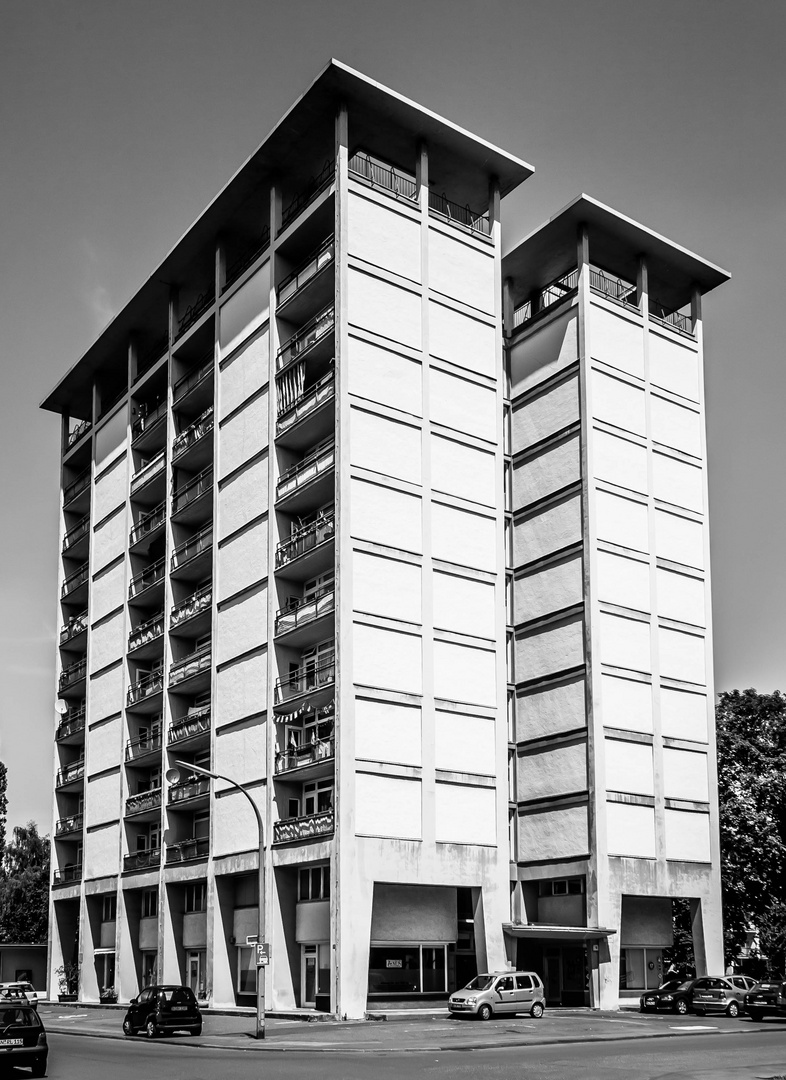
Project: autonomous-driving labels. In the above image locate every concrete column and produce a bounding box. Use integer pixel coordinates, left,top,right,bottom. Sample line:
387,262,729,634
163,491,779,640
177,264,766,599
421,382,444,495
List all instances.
598,890,622,1009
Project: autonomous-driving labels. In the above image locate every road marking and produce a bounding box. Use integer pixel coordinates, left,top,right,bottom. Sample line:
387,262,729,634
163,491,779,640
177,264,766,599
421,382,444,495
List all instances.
669,1025,718,1032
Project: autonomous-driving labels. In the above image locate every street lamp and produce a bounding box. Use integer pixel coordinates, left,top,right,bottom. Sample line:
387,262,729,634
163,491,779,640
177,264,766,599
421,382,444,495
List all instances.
166,760,266,1038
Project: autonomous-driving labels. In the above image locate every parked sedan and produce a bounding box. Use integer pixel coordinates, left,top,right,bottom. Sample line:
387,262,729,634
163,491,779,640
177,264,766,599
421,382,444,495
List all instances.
744,978,786,1020
0,1004,48,1076
691,976,748,1017
640,977,740,1015
122,984,202,1038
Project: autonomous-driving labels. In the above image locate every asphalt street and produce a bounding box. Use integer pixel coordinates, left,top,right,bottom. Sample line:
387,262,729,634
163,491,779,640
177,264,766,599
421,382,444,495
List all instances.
27,1030,786,1080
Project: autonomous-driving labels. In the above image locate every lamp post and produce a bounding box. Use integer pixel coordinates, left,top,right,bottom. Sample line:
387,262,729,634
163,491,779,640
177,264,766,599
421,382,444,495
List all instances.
168,760,266,1038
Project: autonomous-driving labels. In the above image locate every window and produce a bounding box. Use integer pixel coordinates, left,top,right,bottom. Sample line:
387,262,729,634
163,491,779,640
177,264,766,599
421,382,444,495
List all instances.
368,945,448,995
142,888,158,918
193,810,210,838
496,976,514,992
303,779,333,816
142,952,157,987
516,975,533,990
237,947,257,995
619,947,663,991
185,882,207,913
299,865,330,901
102,894,117,922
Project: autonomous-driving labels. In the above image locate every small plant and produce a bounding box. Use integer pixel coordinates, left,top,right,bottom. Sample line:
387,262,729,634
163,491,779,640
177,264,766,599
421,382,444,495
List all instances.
100,986,117,1003
55,961,79,996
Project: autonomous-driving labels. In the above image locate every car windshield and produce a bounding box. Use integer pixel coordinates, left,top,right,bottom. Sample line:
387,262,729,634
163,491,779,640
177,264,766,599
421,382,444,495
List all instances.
657,981,682,992
464,976,495,991
0,1007,38,1029
676,981,695,991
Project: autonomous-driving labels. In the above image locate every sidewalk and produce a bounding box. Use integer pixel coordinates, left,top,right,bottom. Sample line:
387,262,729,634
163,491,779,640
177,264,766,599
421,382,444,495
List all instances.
40,1002,775,1053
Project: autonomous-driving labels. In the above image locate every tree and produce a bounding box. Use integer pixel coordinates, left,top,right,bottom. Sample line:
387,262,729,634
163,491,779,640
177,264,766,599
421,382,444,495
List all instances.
716,689,786,965
0,763,7,855
0,822,50,944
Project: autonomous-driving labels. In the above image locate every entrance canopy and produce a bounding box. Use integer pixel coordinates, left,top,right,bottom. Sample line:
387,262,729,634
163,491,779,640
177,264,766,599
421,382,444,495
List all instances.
503,923,616,943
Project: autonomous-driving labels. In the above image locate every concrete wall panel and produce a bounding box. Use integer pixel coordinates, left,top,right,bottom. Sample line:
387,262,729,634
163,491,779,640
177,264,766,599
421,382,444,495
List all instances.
595,490,649,553
654,509,704,569
591,369,646,435
216,582,267,666
657,567,705,626
432,503,496,572
664,747,709,802
433,571,495,639
371,884,456,940
90,609,125,673
355,773,421,839
219,390,268,480
510,309,578,397
348,336,422,416
651,396,702,457
515,493,582,565
353,624,422,694
434,782,496,846
513,374,579,450
214,786,263,857
428,228,495,313
219,262,270,356
215,649,267,726
597,551,650,612
434,640,496,707
606,802,656,858
350,478,422,554
215,717,266,786
94,454,127,523
218,520,268,601
593,430,647,495
218,456,268,540
92,560,125,624
350,408,421,485
435,711,495,776
604,738,654,795
94,509,126,573
519,741,587,801
430,368,496,442
653,453,703,513
649,333,699,402
84,822,120,879
429,301,495,379
659,628,706,685
219,327,269,420
353,551,421,624
599,613,650,673
88,714,122,774
89,662,124,723
95,410,127,474
600,674,653,733
517,613,584,682
517,676,586,740
590,306,644,379
518,805,588,862
516,553,583,625
661,688,707,742
355,698,421,766
431,434,495,507
348,192,421,282
86,771,121,826
349,268,421,350
515,433,580,507
664,809,711,862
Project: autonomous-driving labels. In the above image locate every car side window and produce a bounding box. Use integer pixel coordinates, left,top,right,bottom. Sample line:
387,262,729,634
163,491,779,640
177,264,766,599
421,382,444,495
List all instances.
138,989,151,1004
496,977,513,992
693,979,709,989
516,975,533,990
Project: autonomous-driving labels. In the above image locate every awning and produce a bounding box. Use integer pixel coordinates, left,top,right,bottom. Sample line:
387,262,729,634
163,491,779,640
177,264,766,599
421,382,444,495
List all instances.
92,948,115,956
503,923,616,943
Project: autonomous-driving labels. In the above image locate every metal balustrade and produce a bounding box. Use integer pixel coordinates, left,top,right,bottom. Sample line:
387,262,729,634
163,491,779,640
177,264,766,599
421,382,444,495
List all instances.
280,161,335,233
127,668,164,706
129,558,165,599
275,736,335,774
169,646,211,687
176,289,215,340
125,730,163,761
172,467,213,515
512,267,579,328
650,301,693,335
62,515,89,553
125,787,162,817
428,190,490,236
224,227,271,292
66,419,91,449
130,502,166,547
168,775,210,804
59,658,87,691
131,450,166,493
348,151,418,200
61,563,89,598
275,512,335,568
56,760,85,787
171,525,213,571
132,398,167,440
173,407,214,459
165,836,209,864
168,707,211,745
56,707,86,741
276,305,335,374
170,583,212,628
63,468,90,504
277,237,335,306
123,848,161,872
60,610,88,644
55,813,83,836
273,808,334,844
274,655,335,704
275,587,334,636
276,442,334,501
135,338,168,383
277,369,334,427
53,863,83,884
128,612,165,652
589,268,638,307
173,357,214,403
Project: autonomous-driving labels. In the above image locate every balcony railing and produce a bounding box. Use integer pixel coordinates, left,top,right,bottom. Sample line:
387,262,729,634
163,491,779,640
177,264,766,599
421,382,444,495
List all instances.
135,338,168,383
165,836,209,864
132,398,167,440
61,563,89,599
56,706,86,741
66,419,91,450
589,268,638,307
169,646,211,687
176,288,215,340
53,863,83,885
171,524,213,572
128,612,165,653
168,775,210,804
173,407,214,459
55,813,83,836
275,736,335,774
63,468,90,505
223,227,272,292
59,658,87,692
60,610,88,645
280,160,335,233
168,706,211,746
127,668,164,706
129,557,165,599
125,787,162,817
125,729,163,761
277,369,334,427
512,267,580,329
173,356,214,404
277,237,335,306
172,467,213,515
130,501,166,547
62,514,89,554
273,808,334,845
274,654,335,704
124,848,161,872
56,760,85,787
276,305,334,374
276,442,334,502
171,583,212,629
650,300,693,336
275,511,335,568
131,449,166,493
428,190,491,236
275,586,334,637
348,151,418,201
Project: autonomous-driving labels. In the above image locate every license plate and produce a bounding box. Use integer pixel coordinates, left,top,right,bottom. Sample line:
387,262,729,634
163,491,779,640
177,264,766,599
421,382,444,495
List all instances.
172,1006,187,1011
0,1039,22,1046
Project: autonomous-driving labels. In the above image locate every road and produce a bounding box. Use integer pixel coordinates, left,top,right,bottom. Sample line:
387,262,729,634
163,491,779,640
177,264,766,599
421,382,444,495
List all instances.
23,1030,786,1080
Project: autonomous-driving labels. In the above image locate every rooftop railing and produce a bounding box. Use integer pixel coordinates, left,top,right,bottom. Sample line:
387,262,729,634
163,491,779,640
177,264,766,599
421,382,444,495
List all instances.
171,524,213,572
176,288,215,340
56,760,85,787
165,836,209,864
168,775,210,804
125,787,162,817
173,356,214,404
589,267,638,307
62,514,89,553
168,706,211,745
223,227,272,293
275,735,335,774
61,563,89,599
170,583,212,629
348,151,418,201
274,654,335,704
276,305,335,374
56,706,86,741
66,419,91,450
53,863,83,885
129,557,165,599
55,813,83,837
169,645,211,687
59,658,87,692
275,586,334,637
277,368,334,426
276,442,334,502
512,267,580,329
128,612,165,653
280,160,335,233
428,190,491,236
123,848,161,872
60,610,88,645
132,398,167,440
277,236,335,306
63,468,90,505
130,501,166,547
125,729,163,762
275,511,335,568
127,667,164,706
649,300,693,336
131,449,166,493
173,407,214,459
172,467,213,516
273,807,334,844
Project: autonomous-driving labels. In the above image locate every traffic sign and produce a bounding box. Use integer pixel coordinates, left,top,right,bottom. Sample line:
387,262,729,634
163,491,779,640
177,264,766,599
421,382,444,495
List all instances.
256,942,270,967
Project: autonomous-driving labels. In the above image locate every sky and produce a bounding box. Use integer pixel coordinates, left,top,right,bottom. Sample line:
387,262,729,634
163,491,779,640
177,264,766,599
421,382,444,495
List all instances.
0,0,784,832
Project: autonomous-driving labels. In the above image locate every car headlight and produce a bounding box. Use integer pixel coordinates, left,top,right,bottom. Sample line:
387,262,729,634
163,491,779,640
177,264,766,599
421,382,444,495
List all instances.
466,997,477,1005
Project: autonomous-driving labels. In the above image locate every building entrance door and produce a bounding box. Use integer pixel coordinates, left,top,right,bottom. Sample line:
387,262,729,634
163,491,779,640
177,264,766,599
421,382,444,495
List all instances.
302,945,317,1008
187,951,203,997
544,952,561,1005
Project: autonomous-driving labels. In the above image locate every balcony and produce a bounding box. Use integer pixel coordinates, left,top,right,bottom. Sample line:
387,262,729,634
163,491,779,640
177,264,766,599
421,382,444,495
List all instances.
277,236,335,320
275,736,334,776
649,299,694,337
276,441,334,512
127,668,164,708
132,398,167,446
279,160,335,235
170,583,212,631
124,848,161,872
60,610,88,646
125,729,163,762
128,612,165,655
590,267,638,308
56,706,86,743
169,645,211,690
274,654,335,710
134,338,168,384
172,467,213,521
175,289,215,341
348,151,418,202
168,706,211,747
168,775,210,806
66,419,92,451
173,356,214,407
273,808,334,845
61,562,89,601
53,863,83,885
275,511,334,574
512,267,579,330
275,586,334,644
223,226,271,293
428,190,491,237
56,760,85,788
130,501,166,550
59,658,87,694
165,836,209,864
63,467,90,508
276,370,335,446
276,305,334,375
131,449,166,497
128,557,165,602
125,787,162,818
55,813,83,837
172,407,214,464
62,514,89,556
170,524,213,579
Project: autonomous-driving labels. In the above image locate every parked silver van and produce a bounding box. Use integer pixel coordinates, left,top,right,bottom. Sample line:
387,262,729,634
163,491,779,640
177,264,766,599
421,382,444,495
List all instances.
448,971,546,1020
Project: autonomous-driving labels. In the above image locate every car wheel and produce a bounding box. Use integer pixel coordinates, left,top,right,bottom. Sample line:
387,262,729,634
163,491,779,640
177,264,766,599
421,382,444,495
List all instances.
726,1001,740,1018
675,998,689,1015
146,1018,158,1038
477,1003,493,1021
122,1018,134,1036
530,1002,544,1019
31,1059,47,1078
748,1008,763,1022
189,1025,202,1036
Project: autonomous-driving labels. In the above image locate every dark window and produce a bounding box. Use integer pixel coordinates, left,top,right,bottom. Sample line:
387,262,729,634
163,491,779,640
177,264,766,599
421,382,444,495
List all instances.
516,975,533,990
496,976,514,992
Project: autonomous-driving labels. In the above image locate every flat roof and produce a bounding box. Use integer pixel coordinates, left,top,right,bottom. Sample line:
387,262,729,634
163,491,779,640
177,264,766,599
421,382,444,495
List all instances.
42,59,533,416
503,193,730,313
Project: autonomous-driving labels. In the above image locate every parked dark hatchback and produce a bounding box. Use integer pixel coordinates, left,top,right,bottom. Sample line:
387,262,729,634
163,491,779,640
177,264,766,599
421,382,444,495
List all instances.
640,977,735,1015
744,978,786,1020
122,985,202,1038
0,1005,48,1075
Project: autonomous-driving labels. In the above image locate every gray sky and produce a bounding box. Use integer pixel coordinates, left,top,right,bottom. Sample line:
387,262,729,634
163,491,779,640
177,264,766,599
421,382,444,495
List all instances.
1,0,784,832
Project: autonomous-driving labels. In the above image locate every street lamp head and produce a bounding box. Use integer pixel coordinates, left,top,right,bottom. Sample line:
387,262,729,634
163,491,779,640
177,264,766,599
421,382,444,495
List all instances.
165,767,181,784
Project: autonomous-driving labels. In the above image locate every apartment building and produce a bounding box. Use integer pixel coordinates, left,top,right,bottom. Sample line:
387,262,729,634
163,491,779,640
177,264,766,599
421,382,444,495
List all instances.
42,60,728,1015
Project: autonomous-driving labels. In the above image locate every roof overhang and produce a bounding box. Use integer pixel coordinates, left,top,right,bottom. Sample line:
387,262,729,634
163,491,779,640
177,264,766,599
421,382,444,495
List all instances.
503,193,730,313
503,923,616,942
